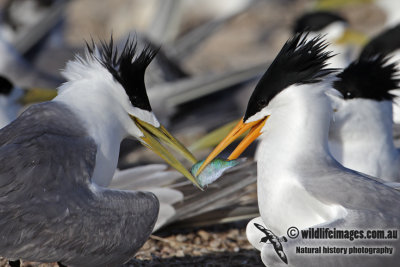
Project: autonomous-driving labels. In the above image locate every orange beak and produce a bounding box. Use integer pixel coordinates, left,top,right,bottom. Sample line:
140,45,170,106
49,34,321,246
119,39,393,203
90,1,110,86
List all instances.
196,116,268,176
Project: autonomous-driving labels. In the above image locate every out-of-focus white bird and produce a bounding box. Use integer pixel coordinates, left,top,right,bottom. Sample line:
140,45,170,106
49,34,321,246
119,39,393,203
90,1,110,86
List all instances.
197,34,400,266
293,11,366,68
359,24,400,124
0,36,201,266
0,35,61,88
0,76,21,127
0,75,57,128
374,0,400,28
0,0,66,55
329,55,400,181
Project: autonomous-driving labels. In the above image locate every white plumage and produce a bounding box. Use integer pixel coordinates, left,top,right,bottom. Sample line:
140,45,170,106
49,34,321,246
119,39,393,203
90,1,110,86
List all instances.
251,76,400,267
198,34,400,266
329,97,400,181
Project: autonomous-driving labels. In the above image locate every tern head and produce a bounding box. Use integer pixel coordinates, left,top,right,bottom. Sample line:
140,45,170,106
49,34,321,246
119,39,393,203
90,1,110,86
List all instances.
333,55,399,101
328,55,399,119
294,11,367,46
59,37,200,188
196,33,336,174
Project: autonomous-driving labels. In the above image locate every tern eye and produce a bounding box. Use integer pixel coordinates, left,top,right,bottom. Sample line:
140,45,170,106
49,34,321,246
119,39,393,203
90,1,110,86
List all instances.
258,99,267,108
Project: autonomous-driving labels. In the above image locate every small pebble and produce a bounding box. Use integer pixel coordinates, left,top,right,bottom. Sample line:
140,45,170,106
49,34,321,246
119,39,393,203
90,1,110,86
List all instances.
197,230,210,241
209,240,220,248
176,234,187,242
194,237,201,245
176,250,185,257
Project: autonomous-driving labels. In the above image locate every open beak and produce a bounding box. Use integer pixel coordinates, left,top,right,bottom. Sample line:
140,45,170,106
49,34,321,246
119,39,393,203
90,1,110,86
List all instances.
196,116,268,176
131,116,202,189
19,87,58,105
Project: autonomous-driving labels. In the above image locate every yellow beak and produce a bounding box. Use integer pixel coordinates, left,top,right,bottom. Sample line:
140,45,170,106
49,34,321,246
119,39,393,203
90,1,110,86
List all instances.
132,116,202,190
19,87,58,105
196,116,268,176
314,0,373,10
335,29,369,46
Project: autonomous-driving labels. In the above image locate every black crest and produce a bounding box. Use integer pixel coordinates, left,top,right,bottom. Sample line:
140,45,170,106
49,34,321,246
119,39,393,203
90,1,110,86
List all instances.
333,55,399,101
360,24,400,59
0,75,13,95
244,33,336,120
88,37,158,111
293,11,347,33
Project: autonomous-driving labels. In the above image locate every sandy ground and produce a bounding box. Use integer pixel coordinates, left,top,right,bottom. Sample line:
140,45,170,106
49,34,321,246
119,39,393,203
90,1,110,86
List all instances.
0,222,264,266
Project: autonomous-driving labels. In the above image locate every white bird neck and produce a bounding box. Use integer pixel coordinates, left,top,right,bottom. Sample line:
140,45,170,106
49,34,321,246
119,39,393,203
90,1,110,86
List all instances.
53,65,139,187
54,81,131,139
257,84,333,167
330,100,395,150
254,84,343,235
329,99,399,180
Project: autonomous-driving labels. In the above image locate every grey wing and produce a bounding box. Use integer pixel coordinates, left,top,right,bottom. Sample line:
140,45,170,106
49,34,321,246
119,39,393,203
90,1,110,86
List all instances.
0,103,159,266
111,164,182,189
111,165,183,232
301,159,400,225
171,161,257,223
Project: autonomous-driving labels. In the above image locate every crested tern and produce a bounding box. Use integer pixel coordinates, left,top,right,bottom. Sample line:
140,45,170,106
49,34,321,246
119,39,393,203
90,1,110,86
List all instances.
359,24,400,124
329,55,400,181
198,33,400,266
189,11,368,154
0,37,200,266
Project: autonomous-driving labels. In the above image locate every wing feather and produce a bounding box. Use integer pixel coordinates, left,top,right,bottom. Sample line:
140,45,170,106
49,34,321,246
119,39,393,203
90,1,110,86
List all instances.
0,102,159,266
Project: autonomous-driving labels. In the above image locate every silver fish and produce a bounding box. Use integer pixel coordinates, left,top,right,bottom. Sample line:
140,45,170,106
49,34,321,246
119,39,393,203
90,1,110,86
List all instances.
190,158,246,188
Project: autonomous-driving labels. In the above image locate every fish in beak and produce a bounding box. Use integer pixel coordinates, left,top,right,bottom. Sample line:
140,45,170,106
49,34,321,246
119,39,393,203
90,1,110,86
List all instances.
131,116,203,190
196,116,268,176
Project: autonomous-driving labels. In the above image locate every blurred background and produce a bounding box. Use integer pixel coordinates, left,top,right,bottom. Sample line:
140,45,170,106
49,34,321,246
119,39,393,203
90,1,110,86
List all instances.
0,0,397,266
